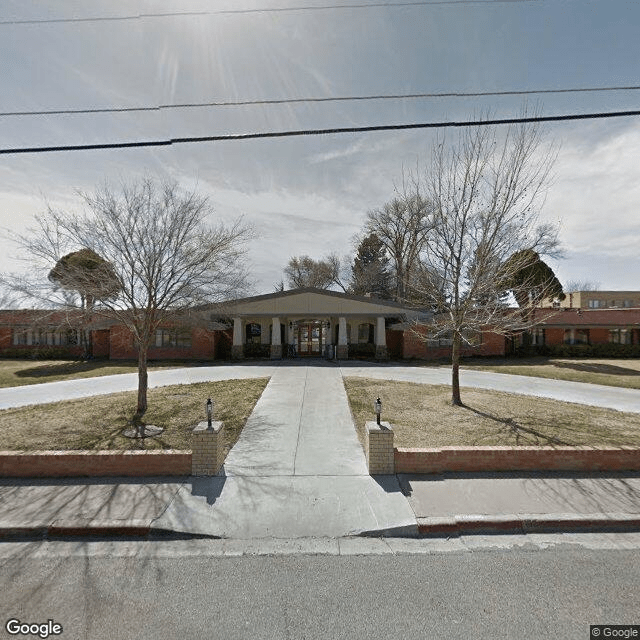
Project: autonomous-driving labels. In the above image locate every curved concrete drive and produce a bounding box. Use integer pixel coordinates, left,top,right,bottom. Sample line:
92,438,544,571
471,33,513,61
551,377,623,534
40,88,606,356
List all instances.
1,361,640,413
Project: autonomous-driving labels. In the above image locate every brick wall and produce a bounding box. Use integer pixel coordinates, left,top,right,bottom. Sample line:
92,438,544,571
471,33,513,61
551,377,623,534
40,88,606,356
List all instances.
544,327,565,345
0,327,11,349
92,329,110,358
0,450,191,477
386,329,403,359
395,446,640,473
109,325,217,360
589,328,610,344
402,328,506,360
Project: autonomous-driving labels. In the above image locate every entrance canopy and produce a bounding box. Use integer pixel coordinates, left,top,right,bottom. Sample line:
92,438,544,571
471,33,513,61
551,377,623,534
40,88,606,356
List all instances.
206,287,425,360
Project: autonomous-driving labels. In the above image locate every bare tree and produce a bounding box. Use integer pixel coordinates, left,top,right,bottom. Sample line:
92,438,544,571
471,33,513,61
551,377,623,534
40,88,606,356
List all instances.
565,279,601,292
364,187,432,303
5,178,251,429
283,253,348,291
411,120,560,405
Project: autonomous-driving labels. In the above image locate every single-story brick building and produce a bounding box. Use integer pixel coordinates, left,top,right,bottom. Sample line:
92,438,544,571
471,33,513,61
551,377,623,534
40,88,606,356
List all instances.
2,288,640,361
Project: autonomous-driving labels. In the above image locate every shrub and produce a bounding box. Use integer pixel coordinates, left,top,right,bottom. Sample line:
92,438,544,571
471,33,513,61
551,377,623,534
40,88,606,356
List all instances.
243,343,271,359
348,343,376,359
0,347,78,360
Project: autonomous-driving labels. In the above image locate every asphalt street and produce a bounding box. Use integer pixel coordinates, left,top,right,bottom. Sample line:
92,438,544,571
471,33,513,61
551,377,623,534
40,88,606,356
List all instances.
1,536,639,640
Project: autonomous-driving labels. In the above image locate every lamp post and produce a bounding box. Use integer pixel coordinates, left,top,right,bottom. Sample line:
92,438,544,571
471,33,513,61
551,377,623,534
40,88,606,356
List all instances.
374,397,382,426
206,398,213,429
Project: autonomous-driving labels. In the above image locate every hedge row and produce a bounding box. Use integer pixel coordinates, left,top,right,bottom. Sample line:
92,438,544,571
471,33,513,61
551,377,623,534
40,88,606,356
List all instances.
0,347,82,360
516,343,640,358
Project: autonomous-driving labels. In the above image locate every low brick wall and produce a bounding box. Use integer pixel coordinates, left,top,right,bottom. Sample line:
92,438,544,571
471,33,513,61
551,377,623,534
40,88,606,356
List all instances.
0,450,191,478
395,446,640,473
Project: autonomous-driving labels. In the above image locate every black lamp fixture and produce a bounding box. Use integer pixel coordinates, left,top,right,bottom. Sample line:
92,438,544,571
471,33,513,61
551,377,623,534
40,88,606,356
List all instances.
374,397,382,425
206,397,213,428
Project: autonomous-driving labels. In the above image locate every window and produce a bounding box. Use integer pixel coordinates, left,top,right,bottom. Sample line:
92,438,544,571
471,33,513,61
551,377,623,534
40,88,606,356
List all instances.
530,328,545,346
426,331,452,347
155,329,192,348
624,300,634,308
358,323,373,344
609,329,632,345
12,328,27,345
564,329,589,345
245,323,261,345
61,329,78,346
588,299,603,308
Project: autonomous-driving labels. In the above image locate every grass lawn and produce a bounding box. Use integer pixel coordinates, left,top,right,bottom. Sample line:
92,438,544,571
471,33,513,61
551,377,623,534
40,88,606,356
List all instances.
0,358,224,388
0,378,269,452
458,357,640,390
343,377,640,449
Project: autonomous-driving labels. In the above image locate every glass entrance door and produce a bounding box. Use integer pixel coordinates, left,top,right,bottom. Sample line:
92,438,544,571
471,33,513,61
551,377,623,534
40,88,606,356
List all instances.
297,322,323,356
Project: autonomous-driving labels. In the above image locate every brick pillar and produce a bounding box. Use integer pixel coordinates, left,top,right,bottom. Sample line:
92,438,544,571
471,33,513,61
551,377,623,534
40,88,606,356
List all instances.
191,421,225,476
365,421,395,474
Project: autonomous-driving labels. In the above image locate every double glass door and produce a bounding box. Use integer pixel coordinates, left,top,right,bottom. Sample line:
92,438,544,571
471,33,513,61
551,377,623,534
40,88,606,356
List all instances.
297,322,323,356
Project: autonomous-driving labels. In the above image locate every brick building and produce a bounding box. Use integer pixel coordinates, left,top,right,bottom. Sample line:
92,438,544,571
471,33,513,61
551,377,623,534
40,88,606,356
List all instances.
2,289,640,361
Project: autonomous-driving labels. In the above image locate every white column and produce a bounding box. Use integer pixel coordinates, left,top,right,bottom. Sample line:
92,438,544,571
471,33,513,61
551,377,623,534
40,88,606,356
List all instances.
260,319,270,345
325,320,332,345
338,317,348,345
375,316,386,347
232,318,243,346
272,317,281,345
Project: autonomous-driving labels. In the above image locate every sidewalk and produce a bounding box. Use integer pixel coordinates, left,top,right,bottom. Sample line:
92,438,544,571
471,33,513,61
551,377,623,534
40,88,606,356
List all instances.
401,471,640,536
4,472,640,539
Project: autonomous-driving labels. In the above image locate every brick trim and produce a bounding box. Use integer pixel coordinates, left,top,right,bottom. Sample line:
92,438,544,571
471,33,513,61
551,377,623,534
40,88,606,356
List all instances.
0,450,191,478
395,446,640,473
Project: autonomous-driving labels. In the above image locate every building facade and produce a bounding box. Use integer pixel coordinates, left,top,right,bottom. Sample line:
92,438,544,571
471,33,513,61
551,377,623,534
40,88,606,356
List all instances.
2,289,640,361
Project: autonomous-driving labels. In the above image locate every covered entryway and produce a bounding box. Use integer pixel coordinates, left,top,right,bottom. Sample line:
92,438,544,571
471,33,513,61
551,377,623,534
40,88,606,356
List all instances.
206,287,425,360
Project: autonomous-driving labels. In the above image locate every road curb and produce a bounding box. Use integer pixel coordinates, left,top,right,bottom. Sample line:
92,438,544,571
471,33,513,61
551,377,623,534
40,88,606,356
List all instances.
417,514,640,536
0,525,152,540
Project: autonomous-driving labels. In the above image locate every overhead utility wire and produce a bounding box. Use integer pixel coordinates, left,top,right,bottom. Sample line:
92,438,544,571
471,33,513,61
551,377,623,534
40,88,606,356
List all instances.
1,109,639,156
0,0,541,26
2,84,639,118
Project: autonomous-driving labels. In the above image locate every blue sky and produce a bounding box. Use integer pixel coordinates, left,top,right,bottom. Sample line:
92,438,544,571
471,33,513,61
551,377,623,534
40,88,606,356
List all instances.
1,0,639,295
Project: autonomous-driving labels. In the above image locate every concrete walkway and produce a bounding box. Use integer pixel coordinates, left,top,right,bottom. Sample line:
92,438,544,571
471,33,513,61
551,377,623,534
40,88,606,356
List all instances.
153,366,418,538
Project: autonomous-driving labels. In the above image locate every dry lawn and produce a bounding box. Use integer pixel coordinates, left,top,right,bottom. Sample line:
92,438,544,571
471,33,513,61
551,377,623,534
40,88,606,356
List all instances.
0,378,269,452
459,357,640,390
343,377,640,449
0,359,221,389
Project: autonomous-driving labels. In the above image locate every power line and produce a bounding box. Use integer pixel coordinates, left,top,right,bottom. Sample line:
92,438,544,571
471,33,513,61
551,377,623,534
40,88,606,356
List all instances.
0,0,541,26
2,84,640,118
1,109,639,156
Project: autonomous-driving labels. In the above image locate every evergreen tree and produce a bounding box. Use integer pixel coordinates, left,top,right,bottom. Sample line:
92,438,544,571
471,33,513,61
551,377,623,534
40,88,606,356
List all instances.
350,233,391,299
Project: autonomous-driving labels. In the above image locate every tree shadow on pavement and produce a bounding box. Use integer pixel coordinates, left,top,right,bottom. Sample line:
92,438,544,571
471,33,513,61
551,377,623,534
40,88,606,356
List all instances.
0,476,190,632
